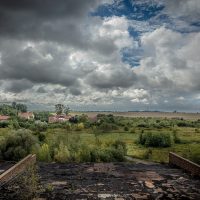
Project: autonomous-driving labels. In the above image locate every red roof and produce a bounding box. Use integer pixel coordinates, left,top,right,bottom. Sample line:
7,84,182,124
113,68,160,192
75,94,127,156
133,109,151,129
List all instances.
0,115,10,121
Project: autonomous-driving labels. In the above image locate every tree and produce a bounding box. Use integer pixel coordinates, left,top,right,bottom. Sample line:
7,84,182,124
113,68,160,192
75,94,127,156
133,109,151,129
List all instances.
55,104,70,115
0,129,37,161
64,106,70,115
55,104,64,115
12,102,17,109
0,104,17,116
16,103,27,112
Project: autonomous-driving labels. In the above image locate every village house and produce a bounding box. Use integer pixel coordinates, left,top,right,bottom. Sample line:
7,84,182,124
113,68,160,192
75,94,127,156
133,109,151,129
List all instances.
48,114,71,123
18,112,35,120
0,115,10,122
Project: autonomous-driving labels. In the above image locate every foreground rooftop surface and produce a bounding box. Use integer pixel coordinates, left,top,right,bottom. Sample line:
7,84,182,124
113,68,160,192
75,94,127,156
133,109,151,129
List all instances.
38,162,200,200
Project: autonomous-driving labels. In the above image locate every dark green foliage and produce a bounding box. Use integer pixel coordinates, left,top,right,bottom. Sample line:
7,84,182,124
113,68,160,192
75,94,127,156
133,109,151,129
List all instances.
16,103,27,112
97,114,115,124
69,116,78,123
124,126,129,131
64,106,70,115
34,121,48,132
79,143,126,162
38,132,46,142
55,104,70,115
189,149,200,164
138,132,173,147
111,140,127,155
0,104,17,116
34,111,50,122
0,121,9,128
173,132,181,144
55,104,64,115
0,129,37,161
9,119,20,129
98,122,118,132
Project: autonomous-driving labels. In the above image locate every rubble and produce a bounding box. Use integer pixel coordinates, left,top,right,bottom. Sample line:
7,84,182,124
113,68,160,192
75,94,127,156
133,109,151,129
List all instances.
36,162,200,199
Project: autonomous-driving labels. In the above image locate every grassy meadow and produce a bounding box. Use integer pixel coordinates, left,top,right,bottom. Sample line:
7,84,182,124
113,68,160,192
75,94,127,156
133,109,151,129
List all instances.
0,113,200,164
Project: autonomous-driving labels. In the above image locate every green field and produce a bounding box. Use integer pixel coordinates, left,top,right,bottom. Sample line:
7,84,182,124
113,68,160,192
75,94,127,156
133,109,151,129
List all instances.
0,114,200,164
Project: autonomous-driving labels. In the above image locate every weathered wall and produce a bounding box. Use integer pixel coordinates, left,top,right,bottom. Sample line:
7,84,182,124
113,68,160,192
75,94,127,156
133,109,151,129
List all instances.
0,154,36,186
169,152,200,176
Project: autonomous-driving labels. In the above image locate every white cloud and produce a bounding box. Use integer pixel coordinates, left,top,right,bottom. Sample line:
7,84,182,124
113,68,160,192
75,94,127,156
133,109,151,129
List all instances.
135,27,200,93
164,0,200,21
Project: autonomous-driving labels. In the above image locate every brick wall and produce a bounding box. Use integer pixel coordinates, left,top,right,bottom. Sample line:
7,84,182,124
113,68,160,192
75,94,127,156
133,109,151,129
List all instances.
0,154,36,186
169,152,200,176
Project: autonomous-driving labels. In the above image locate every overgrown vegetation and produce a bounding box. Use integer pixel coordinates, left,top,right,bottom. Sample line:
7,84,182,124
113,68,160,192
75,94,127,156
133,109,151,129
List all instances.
0,104,200,164
138,132,173,147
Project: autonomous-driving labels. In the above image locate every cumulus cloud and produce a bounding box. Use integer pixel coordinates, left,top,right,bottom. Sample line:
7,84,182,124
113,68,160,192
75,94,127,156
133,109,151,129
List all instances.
0,0,199,111
164,0,200,21
132,27,200,110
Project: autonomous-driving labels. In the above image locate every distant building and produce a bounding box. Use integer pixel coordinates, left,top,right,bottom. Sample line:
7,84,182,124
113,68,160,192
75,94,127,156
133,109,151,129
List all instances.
18,112,35,120
88,115,97,122
0,115,10,122
48,114,71,123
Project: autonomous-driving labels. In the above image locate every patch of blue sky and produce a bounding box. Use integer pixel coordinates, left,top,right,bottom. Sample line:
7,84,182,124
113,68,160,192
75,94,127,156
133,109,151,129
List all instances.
92,0,164,21
121,47,143,67
191,21,200,27
128,26,141,39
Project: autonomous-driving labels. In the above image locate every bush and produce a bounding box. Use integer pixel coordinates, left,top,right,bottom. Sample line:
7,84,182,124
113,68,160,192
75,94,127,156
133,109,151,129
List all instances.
34,121,48,132
9,120,20,129
173,132,181,144
0,121,9,128
195,128,200,133
124,126,129,131
37,143,51,162
111,140,127,155
130,128,136,133
54,142,70,163
0,129,37,161
138,132,173,147
38,132,46,142
189,148,200,164
78,140,127,162
75,123,84,131
98,122,118,132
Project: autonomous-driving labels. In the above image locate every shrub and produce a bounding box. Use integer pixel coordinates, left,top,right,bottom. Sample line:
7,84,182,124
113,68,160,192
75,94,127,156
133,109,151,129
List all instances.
75,123,84,131
195,128,200,133
34,121,48,132
124,126,129,131
0,121,9,128
9,120,20,129
189,148,200,164
78,140,127,162
37,143,51,162
173,132,181,144
54,142,70,163
98,122,118,132
38,132,46,142
111,140,127,155
0,129,37,161
138,132,173,147
130,128,136,133
79,145,92,162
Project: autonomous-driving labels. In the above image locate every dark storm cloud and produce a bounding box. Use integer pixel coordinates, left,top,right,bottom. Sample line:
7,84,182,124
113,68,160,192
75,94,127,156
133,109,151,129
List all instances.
0,0,99,47
0,45,78,87
69,87,82,96
4,79,34,93
86,68,137,89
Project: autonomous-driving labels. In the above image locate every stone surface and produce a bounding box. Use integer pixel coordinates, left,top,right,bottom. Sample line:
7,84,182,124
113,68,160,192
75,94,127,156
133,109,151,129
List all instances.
1,162,200,199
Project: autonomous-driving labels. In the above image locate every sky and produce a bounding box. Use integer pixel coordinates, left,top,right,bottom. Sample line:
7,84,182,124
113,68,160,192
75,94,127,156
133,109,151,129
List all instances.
0,0,200,112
